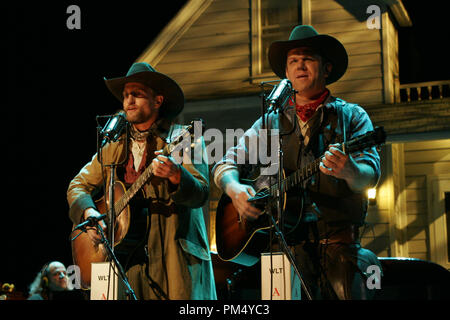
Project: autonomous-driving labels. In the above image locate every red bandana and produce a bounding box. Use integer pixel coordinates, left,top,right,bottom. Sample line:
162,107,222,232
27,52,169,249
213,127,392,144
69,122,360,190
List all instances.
295,89,330,122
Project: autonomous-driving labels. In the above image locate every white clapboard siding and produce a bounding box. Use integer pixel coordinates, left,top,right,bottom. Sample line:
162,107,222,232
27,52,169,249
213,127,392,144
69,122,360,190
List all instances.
347,53,382,68
325,29,381,45
168,31,249,52
406,184,427,259
330,77,382,94
180,80,259,100
202,0,250,13
382,10,399,103
407,227,427,242
151,0,396,102
404,139,450,151
312,19,368,34
344,40,381,55
194,8,249,26
405,176,426,189
167,68,250,86
360,221,391,257
182,20,250,39
338,66,382,82
404,139,450,260
311,0,384,106
334,90,383,106
405,162,450,176
404,149,450,164
311,8,359,24
361,145,391,257
158,55,249,74
154,0,251,100
361,222,390,238
311,0,357,12
160,43,250,64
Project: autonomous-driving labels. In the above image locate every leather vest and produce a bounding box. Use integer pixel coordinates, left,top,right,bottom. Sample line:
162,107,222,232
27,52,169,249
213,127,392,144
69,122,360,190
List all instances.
116,134,177,216
278,105,368,228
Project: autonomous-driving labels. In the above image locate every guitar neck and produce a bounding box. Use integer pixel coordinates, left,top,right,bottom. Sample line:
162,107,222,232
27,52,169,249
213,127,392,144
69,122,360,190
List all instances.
108,122,197,218
269,156,322,196
112,163,154,217
268,138,354,196
256,127,385,200
111,142,173,219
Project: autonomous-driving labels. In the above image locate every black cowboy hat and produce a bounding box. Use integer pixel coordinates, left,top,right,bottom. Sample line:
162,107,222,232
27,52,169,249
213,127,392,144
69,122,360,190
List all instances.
104,62,184,119
268,25,348,84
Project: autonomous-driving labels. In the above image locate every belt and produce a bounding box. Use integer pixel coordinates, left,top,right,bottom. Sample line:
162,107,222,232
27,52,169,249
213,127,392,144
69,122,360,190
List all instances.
319,225,359,245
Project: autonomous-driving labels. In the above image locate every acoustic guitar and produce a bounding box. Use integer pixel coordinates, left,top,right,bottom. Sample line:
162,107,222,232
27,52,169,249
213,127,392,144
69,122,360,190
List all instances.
71,121,197,289
215,127,386,266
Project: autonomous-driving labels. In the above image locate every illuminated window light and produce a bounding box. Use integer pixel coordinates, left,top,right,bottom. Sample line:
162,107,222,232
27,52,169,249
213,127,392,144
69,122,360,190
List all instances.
367,188,376,199
367,188,377,205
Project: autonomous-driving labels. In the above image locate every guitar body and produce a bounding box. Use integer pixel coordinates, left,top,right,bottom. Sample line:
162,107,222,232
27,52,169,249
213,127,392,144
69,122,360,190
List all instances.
70,122,199,289
71,181,149,289
215,174,304,267
215,127,386,266
215,193,271,266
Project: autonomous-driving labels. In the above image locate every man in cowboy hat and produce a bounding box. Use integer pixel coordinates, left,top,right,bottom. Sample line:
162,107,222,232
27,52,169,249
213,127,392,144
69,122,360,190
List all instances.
67,62,216,300
213,25,382,299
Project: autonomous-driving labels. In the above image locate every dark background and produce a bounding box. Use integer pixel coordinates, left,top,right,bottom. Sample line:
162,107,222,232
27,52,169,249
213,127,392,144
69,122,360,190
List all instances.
4,0,449,295
5,1,188,294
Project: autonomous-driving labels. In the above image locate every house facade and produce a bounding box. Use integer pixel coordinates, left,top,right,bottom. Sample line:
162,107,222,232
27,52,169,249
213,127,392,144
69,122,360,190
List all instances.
136,0,450,271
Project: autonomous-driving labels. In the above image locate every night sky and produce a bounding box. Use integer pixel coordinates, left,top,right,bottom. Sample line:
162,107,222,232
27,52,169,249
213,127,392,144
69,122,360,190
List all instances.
5,1,188,294
4,1,448,295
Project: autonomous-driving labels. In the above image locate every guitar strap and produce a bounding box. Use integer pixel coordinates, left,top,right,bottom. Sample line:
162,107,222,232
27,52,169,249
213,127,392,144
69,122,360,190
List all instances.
303,101,346,242
317,102,343,156
336,100,347,148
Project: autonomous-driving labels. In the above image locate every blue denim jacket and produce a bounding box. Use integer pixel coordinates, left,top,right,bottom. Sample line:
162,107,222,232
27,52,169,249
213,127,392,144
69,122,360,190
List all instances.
212,95,381,230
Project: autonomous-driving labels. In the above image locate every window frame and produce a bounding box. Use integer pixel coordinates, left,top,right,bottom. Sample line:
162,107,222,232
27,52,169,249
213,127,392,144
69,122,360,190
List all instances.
250,0,309,83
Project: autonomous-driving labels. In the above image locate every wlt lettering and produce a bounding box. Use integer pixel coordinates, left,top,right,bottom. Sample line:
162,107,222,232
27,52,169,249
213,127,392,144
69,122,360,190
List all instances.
269,267,283,274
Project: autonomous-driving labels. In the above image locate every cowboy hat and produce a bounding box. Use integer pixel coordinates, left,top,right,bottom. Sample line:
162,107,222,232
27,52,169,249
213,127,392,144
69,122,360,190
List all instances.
268,25,348,84
104,62,184,119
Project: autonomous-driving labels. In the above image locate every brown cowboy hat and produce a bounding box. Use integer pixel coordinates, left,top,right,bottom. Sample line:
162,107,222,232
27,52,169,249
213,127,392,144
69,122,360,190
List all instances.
104,62,184,119
268,25,348,84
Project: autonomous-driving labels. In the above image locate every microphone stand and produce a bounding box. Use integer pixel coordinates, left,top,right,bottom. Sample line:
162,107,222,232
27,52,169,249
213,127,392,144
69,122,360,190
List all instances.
259,81,276,300
96,115,129,250
95,220,137,300
259,81,313,300
70,216,137,300
94,114,133,300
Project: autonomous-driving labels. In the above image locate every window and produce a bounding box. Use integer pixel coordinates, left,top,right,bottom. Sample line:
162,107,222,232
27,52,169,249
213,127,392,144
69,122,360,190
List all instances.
251,0,301,81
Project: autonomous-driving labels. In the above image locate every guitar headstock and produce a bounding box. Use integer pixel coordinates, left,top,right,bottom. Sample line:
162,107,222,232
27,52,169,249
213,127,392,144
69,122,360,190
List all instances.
345,126,386,154
190,118,205,136
165,119,205,154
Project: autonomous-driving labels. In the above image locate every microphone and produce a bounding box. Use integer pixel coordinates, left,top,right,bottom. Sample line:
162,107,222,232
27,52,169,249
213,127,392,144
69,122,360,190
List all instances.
266,79,295,113
72,214,107,232
100,110,127,147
